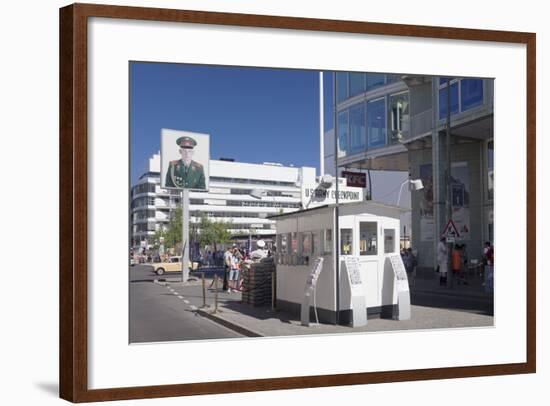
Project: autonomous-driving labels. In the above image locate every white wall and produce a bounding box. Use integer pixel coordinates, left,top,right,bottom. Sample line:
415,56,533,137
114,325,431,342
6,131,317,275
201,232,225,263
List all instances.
1,1,546,406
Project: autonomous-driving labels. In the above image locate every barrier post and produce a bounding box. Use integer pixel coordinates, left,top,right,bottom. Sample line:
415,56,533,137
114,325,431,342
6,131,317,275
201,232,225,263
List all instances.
271,269,276,310
201,272,207,308
213,275,219,313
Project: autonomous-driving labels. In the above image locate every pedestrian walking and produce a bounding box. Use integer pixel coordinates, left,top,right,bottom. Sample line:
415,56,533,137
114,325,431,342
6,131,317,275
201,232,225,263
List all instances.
437,237,448,286
452,244,462,284
403,248,417,286
216,246,232,292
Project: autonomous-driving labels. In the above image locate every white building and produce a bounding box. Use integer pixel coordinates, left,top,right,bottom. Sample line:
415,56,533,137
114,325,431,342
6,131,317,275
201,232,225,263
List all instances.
131,154,364,249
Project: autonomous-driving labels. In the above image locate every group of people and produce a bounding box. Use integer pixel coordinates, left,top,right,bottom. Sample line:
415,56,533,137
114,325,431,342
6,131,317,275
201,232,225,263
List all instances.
437,238,494,287
221,245,245,293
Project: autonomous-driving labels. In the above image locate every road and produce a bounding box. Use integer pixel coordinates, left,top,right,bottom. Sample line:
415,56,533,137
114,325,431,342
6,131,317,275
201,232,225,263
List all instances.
130,264,241,343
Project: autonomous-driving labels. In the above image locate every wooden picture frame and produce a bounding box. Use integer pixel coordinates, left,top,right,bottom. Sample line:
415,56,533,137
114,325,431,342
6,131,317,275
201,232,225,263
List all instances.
59,3,536,402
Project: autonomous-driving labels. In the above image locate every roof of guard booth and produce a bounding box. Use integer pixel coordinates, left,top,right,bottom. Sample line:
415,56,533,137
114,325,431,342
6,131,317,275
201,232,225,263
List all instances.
267,200,408,220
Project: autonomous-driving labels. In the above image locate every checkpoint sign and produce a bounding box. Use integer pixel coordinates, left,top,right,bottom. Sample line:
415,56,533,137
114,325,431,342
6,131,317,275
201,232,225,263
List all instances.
442,219,460,243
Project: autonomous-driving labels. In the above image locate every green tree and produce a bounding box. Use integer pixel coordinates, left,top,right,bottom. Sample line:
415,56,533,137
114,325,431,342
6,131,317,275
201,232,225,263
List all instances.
163,207,182,249
162,210,232,252
197,215,232,251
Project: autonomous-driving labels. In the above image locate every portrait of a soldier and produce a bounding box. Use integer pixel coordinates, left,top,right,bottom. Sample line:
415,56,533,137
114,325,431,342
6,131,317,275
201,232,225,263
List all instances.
165,136,206,189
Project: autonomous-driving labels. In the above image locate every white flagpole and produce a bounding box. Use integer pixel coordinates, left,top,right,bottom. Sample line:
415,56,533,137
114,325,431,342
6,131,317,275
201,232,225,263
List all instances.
319,71,325,176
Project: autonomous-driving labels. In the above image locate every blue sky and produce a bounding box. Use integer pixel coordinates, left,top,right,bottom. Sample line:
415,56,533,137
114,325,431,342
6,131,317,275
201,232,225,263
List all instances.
130,62,334,183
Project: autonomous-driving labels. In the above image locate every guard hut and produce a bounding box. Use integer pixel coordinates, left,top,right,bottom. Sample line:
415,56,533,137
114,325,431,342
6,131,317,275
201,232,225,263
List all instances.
270,201,410,325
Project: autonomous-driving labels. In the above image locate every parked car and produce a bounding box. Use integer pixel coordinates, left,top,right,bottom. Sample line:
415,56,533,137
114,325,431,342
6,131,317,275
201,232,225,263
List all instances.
152,256,197,275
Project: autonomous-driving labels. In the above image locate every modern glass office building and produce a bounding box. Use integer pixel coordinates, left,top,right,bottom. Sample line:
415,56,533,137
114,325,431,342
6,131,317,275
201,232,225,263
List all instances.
325,72,494,273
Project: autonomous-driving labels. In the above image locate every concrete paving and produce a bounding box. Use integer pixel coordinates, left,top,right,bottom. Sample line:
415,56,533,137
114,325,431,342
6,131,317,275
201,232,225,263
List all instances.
167,280,494,339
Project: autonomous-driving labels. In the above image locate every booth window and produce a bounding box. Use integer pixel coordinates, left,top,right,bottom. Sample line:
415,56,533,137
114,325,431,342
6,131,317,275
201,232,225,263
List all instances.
384,229,396,253
359,222,378,255
291,232,298,255
312,232,319,255
340,228,353,255
324,229,333,254
301,233,311,254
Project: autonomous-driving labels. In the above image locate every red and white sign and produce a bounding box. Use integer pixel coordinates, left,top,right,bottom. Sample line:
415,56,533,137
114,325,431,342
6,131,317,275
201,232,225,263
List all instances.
442,219,460,242
342,171,367,188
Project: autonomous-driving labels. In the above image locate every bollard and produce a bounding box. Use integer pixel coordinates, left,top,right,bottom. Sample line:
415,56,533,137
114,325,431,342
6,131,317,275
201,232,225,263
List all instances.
271,269,276,310
213,274,219,313
201,272,207,308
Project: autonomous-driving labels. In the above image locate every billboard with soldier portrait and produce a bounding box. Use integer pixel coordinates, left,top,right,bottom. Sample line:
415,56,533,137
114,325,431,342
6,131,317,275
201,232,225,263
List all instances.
160,129,210,191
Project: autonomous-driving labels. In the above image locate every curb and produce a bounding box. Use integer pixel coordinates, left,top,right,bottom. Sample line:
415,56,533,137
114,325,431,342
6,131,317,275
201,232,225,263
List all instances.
196,309,263,338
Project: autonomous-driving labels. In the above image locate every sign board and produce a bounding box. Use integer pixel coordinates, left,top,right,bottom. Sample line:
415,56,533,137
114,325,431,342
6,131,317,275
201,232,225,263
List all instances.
342,171,367,188
301,257,324,326
344,257,367,327
442,219,460,243
388,254,411,321
160,129,210,191
305,257,324,291
389,254,409,292
344,257,363,292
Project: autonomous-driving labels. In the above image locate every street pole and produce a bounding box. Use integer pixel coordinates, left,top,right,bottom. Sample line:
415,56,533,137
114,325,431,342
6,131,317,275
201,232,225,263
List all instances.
320,71,325,176
333,72,340,325
446,78,453,288
182,189,190,283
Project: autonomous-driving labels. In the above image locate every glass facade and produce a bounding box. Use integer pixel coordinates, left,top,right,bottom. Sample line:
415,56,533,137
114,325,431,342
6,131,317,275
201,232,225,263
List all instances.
439,78,483,119
438,80,459,119
349,73,366,97
487,140,494,200
366,73,386,91
461,79,484,111
367,98,386,148
389,92,410,143
349,103,366,154
336,72,348,103
337,110,349,157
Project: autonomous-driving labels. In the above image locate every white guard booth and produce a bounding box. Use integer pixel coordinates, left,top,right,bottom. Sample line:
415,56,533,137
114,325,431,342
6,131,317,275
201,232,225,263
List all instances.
272,201,410,325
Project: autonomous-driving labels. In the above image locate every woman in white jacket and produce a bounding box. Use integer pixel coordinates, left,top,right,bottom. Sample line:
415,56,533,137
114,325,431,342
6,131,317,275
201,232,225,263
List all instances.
437,237,448,286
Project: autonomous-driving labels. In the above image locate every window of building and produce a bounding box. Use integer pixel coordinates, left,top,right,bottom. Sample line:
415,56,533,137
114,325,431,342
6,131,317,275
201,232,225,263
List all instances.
324,229,333,254
349,102,366,154
349,73,366,97
438,78,461,119
461,78,483,111
367,98,386,148
301,233,311,254
291,232,298,255
384,229,396,254
487,140,494,200
359,222,378,255
336,72,348,103
389,92,410,143
337,110,349,157
366,73,386,91
312,232,318,255
340,228,353,255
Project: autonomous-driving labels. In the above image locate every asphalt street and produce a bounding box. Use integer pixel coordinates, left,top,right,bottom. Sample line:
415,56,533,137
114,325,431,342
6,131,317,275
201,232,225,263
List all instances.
130,264,494,342
130,265,241,343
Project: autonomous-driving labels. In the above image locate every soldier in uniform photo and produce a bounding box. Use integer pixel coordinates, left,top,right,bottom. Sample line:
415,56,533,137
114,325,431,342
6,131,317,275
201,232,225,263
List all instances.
165,136,206,189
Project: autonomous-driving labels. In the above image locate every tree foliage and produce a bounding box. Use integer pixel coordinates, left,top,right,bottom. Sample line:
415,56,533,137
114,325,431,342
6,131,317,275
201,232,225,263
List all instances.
161,209,232,251
197,215,231,251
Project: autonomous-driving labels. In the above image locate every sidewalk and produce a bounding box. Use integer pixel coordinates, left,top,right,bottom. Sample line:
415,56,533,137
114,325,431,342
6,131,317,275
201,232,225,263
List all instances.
164,279,494,339
410,271,493,301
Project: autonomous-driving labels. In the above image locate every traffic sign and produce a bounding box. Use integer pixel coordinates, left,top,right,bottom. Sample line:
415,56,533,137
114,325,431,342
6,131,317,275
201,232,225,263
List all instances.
442,219,460,242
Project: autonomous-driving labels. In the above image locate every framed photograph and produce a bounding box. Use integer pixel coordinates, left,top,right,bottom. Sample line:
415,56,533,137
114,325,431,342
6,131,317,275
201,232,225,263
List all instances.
60,3,536,403
160,129,209,191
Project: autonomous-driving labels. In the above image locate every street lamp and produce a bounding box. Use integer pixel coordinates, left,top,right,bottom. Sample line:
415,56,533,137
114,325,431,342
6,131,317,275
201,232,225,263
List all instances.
396,178,424,207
